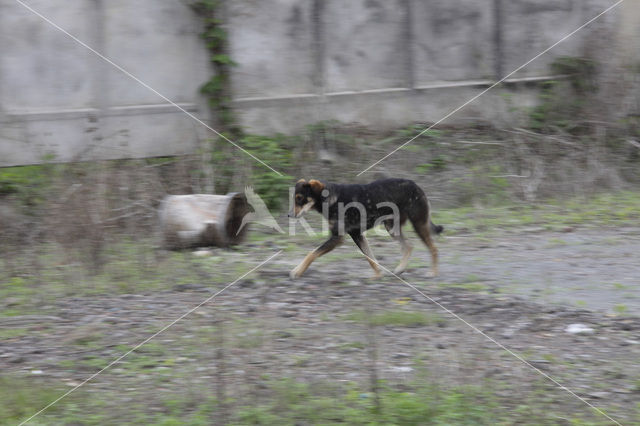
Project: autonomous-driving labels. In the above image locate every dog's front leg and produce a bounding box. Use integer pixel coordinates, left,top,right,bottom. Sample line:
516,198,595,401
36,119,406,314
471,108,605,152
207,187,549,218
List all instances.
290,235,344,279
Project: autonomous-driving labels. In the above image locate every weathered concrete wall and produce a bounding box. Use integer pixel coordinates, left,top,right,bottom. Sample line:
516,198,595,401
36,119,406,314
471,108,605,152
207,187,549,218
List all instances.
411,0,495,83
0,0,211,167
229,0,623,134
1,0,633,165
618,0,640,65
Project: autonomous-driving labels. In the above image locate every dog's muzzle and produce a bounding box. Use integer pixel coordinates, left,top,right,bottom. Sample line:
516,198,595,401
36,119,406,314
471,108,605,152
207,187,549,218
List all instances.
288,201,314,218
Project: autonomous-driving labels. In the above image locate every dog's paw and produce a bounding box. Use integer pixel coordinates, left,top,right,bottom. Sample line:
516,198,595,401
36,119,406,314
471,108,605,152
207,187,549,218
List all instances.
393,266,406,275
290,267,302,279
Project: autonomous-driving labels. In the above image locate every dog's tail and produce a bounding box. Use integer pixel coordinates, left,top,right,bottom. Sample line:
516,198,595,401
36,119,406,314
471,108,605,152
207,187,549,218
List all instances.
430,221,444,235
427,198,443,235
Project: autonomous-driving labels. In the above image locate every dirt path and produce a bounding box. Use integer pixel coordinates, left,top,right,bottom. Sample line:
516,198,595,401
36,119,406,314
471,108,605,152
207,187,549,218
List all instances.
432,226,640,315
1,226,639,424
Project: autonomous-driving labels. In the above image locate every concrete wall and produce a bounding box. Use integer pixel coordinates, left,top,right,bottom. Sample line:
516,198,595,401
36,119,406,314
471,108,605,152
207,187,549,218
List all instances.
1,0,632,166
618,0,640,64
229,0,623,134
0,0,211,167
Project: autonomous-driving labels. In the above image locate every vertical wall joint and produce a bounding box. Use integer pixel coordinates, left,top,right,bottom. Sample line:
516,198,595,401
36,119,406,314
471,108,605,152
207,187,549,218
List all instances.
312,0,325,95
404,0,415,89
494,0,504,80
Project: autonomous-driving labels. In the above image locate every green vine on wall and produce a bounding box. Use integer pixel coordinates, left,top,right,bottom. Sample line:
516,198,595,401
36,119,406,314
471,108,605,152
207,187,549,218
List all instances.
190,1,292,209
190,0,240,137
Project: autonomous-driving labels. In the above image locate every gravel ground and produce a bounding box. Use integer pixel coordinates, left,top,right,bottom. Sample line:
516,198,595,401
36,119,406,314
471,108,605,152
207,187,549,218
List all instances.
1,226,640,424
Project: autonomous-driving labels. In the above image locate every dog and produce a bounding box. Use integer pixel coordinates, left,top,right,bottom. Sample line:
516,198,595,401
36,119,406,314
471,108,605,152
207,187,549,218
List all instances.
288,178,443,279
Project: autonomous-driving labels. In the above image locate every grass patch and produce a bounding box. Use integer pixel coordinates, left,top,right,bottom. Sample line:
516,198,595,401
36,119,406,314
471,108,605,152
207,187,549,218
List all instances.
0,238,264,316
338,341,366,352
435,190,640,235
0,376,65,424
0,328,29,340
0,373,627,425
234,329,264,349
546,238,568,247
614,304,628,315
234,378,499,425
345,309,444,327
440,281,490,293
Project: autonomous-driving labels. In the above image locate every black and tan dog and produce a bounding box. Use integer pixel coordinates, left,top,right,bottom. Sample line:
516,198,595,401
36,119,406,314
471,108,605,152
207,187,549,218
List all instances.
288,178,443,279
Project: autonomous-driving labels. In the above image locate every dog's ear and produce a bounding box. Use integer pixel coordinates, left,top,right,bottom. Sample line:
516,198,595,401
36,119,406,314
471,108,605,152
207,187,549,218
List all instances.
308,179,325,194
296,178,307,184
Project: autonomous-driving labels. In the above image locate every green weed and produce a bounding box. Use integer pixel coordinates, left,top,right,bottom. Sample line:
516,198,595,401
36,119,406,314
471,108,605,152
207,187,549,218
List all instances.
345,309,444,327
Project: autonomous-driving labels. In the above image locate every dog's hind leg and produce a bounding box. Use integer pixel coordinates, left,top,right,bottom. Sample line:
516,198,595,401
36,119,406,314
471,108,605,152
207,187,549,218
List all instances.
350,232,382,279
385,221,412,275
412,221,439,278
290,235,344,279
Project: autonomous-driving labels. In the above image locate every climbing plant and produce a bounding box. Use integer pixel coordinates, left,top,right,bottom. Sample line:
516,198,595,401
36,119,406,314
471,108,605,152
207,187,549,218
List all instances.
190,1,292,209
190,0,239,135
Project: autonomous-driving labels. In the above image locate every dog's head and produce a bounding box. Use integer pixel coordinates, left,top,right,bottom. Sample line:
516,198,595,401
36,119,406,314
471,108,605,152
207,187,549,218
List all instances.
288,179,325,218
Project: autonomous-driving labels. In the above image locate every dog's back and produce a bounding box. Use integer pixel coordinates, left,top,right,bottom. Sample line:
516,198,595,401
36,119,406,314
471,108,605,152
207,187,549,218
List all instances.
328,178,442,234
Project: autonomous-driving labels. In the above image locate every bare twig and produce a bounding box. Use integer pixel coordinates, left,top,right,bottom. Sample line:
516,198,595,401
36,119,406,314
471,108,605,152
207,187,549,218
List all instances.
456,140,504,146
628,139,640,149
502,127,578,147
214,318,228,425
365,305,381,414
